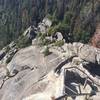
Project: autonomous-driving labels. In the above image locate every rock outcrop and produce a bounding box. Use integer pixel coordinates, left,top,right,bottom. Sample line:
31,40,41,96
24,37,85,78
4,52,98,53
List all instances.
0,41,100,100
0,44,63,100
0,42,18,64
23,26,37,40
38,18,52,34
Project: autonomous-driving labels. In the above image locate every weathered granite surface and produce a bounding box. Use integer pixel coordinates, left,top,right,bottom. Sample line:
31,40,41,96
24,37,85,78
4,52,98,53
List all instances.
0,42,100,100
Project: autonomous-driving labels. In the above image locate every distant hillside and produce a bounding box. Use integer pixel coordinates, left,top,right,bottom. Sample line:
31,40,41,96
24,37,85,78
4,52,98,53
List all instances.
0,0,100,49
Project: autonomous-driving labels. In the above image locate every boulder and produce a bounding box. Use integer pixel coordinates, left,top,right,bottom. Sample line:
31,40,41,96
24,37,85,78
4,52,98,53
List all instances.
62,42,100,64
42,18,52,27
78,45,97,63
38,18,52,34
38,23,47,33
23,26,37,40
55,32,63,41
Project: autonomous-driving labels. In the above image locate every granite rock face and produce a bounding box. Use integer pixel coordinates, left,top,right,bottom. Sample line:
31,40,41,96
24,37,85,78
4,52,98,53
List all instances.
38,18,52,34
0,42,100,100
23,26,37,40
0,42,18,65
0,44,63,100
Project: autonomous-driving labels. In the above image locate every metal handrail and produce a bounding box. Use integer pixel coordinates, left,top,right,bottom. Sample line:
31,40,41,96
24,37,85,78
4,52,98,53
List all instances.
55,92,95,100
64,67,100,86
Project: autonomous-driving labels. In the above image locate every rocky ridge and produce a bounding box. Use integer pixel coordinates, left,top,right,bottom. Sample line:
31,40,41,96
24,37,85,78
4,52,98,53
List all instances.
0,18,100,100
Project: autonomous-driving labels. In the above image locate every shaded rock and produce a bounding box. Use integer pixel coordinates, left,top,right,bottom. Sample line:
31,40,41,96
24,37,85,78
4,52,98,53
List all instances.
42,18,52,27
23,62,97,100
9,42,16,48
23,26,37,40
0,50,6,60
55,32,63,41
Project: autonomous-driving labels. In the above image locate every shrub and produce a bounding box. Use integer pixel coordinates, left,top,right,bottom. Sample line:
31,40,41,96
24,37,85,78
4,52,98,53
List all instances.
39,33,47,40
38,33,52,46
16,35,31,48
43,46,51,56
46,13,59,26
57,22,70,33
48,22,70,36
74,30,90,43
54,40,64,47
63,11,73,25
5,46,10,53
48,26,58,36
46,14,53,20
39,38,52,46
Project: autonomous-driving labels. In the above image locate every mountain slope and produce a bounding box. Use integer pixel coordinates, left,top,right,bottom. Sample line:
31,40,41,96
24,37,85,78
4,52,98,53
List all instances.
0,0,100,48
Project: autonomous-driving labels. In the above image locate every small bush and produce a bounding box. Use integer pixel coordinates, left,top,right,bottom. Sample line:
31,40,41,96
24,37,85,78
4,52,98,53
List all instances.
63,11,73,25
48,26,58,36
40,33,47,40
43,46,51,56
46,13,59,26
55,40,64,47
46,14,53,20
39,38,52,46
38,33,52,46
57,22,70,33
16,35,31,48
48,22,70,36
74,30,90,43
5,46,10,53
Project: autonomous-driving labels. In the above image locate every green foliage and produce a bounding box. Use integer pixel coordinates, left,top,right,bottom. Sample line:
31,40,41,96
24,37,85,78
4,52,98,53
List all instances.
46,14,53,21
5,46,10,53
48,26,57,36
48,21,70,36
43,46,51,56
40,33,47,41
55,40,64,47
57,22,70,33
0,0,98,48
63,12,73,25
46,10,59,26
74,31,90,43
39,39,51,46
16,35,31,48
37,32,53,46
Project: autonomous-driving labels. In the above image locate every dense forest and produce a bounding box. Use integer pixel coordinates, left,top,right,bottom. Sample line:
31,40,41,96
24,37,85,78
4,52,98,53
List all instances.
0,0,100,49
